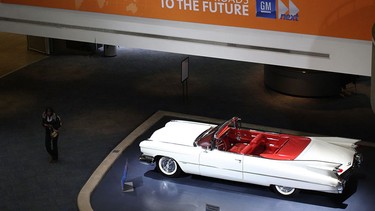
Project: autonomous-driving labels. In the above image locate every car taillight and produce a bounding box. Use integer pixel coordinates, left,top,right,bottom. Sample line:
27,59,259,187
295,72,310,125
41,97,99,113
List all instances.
333,165,343,174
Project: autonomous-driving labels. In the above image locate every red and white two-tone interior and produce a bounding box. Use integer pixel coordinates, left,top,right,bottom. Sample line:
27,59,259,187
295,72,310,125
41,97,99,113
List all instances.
197,117,311,160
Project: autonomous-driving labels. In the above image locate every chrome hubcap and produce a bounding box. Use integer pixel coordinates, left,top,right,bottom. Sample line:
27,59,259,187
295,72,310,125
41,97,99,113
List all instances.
275,185,295,195
160,157,176,174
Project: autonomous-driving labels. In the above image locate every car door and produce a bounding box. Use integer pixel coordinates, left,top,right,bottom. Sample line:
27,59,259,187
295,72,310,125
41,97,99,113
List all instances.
199,149,243,182
242,155,287,187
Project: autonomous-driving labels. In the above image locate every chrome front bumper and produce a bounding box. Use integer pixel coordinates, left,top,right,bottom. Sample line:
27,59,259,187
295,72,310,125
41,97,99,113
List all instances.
139,154,154,165
337,153,363,194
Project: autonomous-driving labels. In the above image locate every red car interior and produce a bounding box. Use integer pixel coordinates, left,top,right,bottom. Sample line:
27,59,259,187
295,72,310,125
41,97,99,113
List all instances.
224,128,311,160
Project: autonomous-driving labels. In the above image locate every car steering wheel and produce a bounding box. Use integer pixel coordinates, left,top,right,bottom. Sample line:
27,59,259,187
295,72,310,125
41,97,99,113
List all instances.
214,139,228,151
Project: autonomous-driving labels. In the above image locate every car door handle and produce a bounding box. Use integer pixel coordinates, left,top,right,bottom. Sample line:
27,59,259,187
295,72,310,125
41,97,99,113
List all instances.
235,159,242,163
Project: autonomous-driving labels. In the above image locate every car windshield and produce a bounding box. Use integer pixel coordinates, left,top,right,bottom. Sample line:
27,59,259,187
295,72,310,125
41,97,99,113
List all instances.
194,126,218,147
194,117,239,148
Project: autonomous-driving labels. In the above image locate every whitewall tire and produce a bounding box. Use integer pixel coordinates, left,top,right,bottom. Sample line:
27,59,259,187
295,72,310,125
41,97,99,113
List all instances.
157,156,182,177
273,185,298,196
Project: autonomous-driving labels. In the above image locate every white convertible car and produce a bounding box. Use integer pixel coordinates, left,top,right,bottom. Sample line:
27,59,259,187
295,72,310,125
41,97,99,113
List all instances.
139,117,362,196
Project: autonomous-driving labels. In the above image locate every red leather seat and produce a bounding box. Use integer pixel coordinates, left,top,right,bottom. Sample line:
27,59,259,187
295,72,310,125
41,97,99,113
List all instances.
240,134,264,155
229,143,247,153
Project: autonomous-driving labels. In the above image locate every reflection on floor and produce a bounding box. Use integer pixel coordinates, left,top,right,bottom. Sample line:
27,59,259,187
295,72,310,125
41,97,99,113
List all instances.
0,32,47,78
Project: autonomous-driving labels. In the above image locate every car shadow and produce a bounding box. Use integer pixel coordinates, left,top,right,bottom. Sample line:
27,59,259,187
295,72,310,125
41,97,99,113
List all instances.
144,169,359,209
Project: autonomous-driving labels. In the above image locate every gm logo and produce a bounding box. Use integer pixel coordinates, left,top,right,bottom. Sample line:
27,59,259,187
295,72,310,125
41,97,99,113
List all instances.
256,0,299,21
256,0,276,19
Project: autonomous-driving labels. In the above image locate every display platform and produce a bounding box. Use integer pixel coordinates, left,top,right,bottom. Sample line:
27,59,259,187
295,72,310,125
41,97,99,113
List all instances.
80,111,375,211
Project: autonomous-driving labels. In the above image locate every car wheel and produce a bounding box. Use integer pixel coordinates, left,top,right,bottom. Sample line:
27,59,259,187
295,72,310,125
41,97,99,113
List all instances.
273,185,298,196
157,156,182,177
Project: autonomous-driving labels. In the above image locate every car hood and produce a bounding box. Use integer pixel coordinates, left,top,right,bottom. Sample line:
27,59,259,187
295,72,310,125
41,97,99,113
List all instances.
149,120,216,146
296,137,356,172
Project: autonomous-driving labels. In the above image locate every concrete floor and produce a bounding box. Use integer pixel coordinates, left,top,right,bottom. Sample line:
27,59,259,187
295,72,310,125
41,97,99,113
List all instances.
0,34,375,210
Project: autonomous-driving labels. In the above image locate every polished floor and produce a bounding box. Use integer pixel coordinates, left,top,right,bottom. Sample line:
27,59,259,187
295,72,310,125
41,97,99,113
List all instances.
0,33,47,78
0,33,375,210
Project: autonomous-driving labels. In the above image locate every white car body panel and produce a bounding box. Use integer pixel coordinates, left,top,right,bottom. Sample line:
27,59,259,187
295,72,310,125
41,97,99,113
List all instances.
149,120,215,146
139,118,361,194
200,150,243,181
297,138,356,173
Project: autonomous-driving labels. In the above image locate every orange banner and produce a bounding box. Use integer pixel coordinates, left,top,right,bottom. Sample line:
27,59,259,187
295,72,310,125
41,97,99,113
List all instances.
1,0,375,41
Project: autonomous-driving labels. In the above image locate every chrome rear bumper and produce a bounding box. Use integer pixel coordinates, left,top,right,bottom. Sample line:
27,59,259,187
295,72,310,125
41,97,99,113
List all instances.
354,153,363,167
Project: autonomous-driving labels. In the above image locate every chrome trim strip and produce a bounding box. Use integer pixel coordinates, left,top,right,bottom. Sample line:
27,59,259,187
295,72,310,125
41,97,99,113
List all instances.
180,161,199,166
199,163,339,188
242,170,337,188
199,164,245,174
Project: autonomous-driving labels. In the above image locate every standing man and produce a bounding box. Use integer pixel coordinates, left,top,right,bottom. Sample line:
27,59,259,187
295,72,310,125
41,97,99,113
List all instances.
42,107,62,163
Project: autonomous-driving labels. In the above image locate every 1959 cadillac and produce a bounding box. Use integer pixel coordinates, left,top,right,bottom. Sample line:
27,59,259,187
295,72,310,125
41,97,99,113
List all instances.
139,117,362,196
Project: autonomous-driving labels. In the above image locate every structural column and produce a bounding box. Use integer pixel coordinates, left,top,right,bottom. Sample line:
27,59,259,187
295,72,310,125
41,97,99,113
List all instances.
264,65,344,97
371,24,375,112
104,45,117,57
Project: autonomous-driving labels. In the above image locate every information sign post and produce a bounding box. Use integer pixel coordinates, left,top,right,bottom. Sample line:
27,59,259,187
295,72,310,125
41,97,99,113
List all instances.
181,57,189,103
